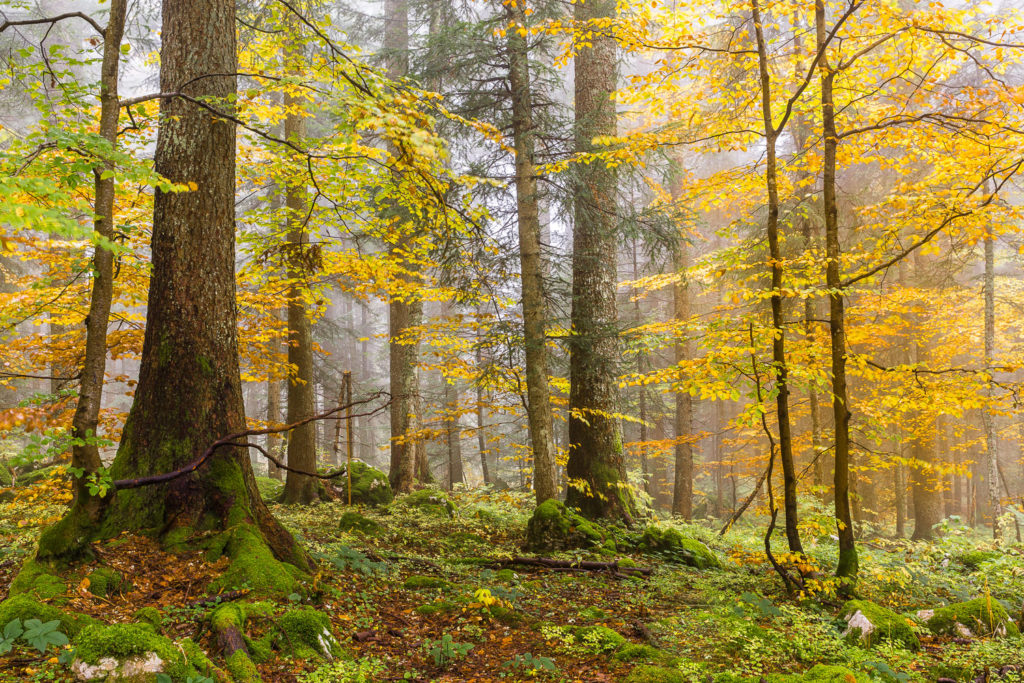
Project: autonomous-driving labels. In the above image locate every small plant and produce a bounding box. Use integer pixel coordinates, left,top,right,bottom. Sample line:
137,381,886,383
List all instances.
0,618,68,655
298,657,388,683
503,652,557,674
423,633,473,667
314,546,387,577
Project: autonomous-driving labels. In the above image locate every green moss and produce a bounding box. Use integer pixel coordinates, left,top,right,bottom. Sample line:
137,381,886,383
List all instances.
573,625,627,652
493,569,515,583
134,607,163,629
766,664,872,683
255,476,284,504
953,550,1000,571
8,559,67,600
86,566,128,598
162,526,194,554
401,487,455,517
226,650,261,682
579,606,608,621
338,461,394,506
637,526,721,569
448,531,487,546
207,525,302,594
0,594,97,637
614,643,675,665
0,460,12,486
839,600,919,650
488,605,526,626
525,499,608,552
402,575,450,590
73,623,200,680
415,600,459,616
624,665,687,683
925,597,1019,638
277,607,344,660
338,510,384,535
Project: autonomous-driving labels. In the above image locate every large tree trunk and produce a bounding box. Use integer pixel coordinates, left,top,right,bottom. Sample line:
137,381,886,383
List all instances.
983,233,1000,537
281,15,318,505
671,234,693,520
69,0,127,516
40,0,307,575
564,0,633,520
752,0,803,557
507,2,557,504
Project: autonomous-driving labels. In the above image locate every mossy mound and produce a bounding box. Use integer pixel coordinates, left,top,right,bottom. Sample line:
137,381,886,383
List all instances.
839,600,919,650
924,597,1019,638
255,476,284,503
0,461,12,486
415,599,460,616
0,594,97,637
400,487,456,517
278,607,345,660
952,550,1000,571
614,643,677,665
766,665,872,683
8,559,67,600
636,526,721,569
71,623,212,681
574,625,627,652
337,461,393,506
624,664,687,683
403,575,451,590
86,566,129,598
525,499,607,552
338,510,384,535
133,607,163,630
206,524,303,594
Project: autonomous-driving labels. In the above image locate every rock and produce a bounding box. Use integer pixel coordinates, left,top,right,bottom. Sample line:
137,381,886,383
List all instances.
72,652,165,681
338,510,384,535
839,600,919,650
636,526,721,569
401,487,455,517
254,476,284,503
524,499,610,552
952,550,1000,571
71,623,206,681
337,461,393,506
925,597,1019,638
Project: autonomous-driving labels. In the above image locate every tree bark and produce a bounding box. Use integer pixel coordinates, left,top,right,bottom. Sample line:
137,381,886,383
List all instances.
983,232,1000,537
507,3,556,504
69,0,127,515
564,0,633,520
671,230,693,520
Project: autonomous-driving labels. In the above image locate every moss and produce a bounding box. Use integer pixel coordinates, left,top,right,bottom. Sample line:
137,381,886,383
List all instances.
766,665,872,682
839,600,919,650
624,665,687,683
73,623,200,680
0,594,97,637
278,607,344,659
86,566,128,598
448,531,487,546
338,461,394,506
8,559,67,600
953,550,1000,571
207,525,302,594
637,526,721,569
573,625,627,652
614,643,675,665
226,650,261,682
579,606,609,621
415,600,459,616
525,499,608,552
401,487,455,517
338,510,384,535
134,607,163,630
619,558,638,568
255,476,284,504
925,597,1019,638
402,575,450,590
0,460,12,486
488,605,526,626
493,569,515,583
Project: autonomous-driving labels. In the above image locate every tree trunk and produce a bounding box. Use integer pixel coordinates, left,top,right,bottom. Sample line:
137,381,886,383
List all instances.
564,0,633,520
266,373,283,481
671,231,693,520
281,15,318,505
444,377,464,489
476,335,491,485
983,233,1000,537
507,3,556,504
69,0,127,516
752,0,803,557
40,0,307,575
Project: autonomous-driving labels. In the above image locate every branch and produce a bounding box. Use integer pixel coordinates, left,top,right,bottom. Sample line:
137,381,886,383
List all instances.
0,11,104,37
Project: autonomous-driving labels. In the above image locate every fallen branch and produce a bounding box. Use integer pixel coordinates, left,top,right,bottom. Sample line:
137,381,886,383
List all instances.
496,556,652,578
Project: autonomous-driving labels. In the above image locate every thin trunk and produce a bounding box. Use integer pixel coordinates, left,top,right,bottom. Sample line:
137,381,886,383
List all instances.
507,3,556,503
632,240,649,493
476,336,491,485
69,0,127,514
983,233,1000,537
671,232,693,519
565,0,632,520
752,0,803,556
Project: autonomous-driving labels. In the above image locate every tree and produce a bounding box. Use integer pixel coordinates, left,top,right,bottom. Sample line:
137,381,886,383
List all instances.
37,0,308,581
564,0,633,520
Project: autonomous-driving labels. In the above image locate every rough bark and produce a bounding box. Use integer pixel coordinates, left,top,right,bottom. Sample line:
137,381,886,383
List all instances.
671,233,693,520
983,233,1000,537
507,2,557,504
69,0,127,515
476,336,491,485
39,0,307,572
564,0,633,520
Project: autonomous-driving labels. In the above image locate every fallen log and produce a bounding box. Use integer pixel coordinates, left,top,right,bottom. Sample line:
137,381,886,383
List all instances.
496,556,653,578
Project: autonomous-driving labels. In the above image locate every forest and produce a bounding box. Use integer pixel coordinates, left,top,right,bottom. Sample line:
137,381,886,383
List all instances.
0,0,1023,681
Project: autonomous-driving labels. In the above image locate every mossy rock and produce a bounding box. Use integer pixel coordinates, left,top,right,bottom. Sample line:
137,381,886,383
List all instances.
624,665,687,683
226,649,262,682
579,606,609,621
86,566,129,598
277,607,345,660
766,665,873,683
839,600,920,650
923,597,1019,638
415,599,460,616
0,461,12,487
525,499,607,552
338,510,384,535
8,559,67,600
401,487,455,517
403,575,451,590
614,643,676,665
573,625,627,652
71,623,209,681
0,594,97,637
133,607,163,630
337,461,394,506
637,526,721,569
953,550,1000,571
255,476,284,503
488,605,527,627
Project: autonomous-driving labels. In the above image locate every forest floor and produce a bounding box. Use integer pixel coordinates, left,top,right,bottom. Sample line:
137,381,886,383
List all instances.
1,476,1022,682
